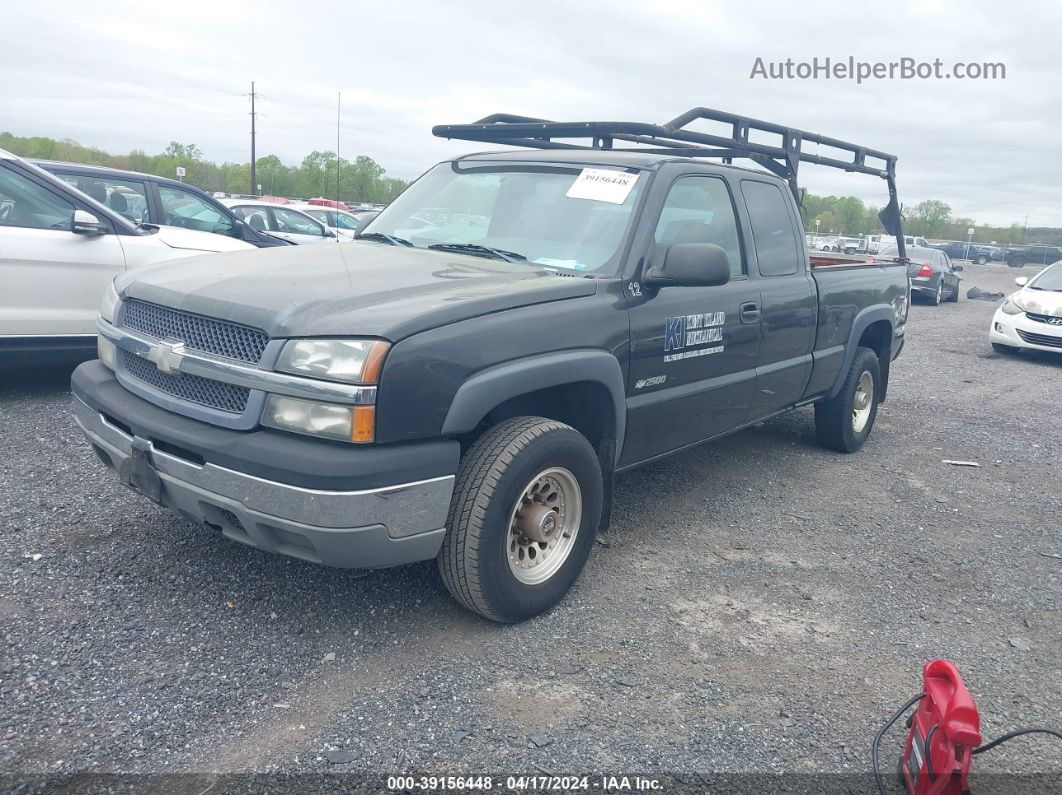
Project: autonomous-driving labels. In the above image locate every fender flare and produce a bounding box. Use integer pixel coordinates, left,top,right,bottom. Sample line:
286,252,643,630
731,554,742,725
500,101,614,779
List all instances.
826,305,897,400
441,350,627,461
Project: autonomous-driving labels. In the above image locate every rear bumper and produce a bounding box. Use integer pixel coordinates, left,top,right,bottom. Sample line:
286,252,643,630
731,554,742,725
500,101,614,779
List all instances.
71,361,459,568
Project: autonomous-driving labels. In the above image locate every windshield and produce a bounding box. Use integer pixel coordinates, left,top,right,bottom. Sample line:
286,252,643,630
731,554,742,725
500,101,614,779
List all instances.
359,162,646,274
1029,262,1062,291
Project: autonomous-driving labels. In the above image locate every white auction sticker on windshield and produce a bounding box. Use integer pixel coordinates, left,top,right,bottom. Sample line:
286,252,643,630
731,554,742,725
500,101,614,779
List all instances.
565,168,639,204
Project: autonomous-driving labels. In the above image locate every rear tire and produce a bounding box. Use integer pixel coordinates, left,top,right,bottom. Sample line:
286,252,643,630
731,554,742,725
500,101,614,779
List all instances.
976,255,988,265
928,281,943,306
815,347,881,453
438,416,602,623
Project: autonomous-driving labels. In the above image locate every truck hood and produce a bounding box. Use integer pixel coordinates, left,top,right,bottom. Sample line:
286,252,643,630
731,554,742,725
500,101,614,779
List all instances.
116,241,599,340
151,225,254,253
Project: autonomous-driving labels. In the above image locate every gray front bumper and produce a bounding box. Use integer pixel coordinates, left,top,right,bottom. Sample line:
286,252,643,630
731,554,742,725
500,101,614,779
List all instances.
74,395,454,569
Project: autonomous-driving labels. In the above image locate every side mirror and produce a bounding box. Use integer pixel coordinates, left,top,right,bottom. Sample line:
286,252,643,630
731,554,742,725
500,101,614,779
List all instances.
72,209,107,235
1015,276,1029,287
645,243,731,289
953,264,964,272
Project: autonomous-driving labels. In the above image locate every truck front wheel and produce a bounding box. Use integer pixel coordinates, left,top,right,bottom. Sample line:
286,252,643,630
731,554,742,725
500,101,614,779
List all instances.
438,416,602,622
814,347,881,453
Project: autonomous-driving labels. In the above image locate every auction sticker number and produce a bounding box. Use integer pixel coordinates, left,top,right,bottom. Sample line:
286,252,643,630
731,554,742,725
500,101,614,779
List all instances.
566,168,639,204
387,776,494,790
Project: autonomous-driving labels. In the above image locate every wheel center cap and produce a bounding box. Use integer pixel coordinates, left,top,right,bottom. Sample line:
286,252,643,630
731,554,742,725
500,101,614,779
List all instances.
517,502,558,543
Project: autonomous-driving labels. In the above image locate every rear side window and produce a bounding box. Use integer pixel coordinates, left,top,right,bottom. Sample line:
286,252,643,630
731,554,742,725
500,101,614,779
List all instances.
54,172,148,224
741,180,801,277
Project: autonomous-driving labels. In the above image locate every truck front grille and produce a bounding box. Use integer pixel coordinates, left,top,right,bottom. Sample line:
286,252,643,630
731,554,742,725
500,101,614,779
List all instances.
123,299,269,364
121,349,250,414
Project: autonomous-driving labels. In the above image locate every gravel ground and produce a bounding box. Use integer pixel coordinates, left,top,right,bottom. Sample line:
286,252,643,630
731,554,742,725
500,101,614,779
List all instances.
1,262,1059,791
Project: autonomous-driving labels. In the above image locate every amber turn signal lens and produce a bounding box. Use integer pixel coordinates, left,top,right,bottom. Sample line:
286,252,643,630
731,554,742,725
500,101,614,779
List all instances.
360,341,390,385
351,405,375,443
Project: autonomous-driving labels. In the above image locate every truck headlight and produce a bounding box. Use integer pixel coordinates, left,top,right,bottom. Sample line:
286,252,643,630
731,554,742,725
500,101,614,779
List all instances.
275,339,389,384
100,282,120,324
1000,295,1026,315
261,395,375,443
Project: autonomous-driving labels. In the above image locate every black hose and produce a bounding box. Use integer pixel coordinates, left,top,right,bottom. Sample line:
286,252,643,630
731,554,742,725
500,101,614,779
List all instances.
973,727,1062,755
873,693,925,795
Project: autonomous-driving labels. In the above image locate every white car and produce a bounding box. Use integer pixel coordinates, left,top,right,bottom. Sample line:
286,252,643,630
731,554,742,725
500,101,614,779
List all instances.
220,199,336,245
990,262,1062,354
0,150,253,359
293,204,362,241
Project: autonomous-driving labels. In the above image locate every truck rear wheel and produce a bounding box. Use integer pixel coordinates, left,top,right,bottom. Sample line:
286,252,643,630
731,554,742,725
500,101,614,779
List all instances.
438,416,602,622
814,347,880,453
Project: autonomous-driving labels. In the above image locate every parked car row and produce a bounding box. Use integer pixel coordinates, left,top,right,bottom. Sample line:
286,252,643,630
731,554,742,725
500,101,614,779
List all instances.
0,150,255,359
31,160,292,249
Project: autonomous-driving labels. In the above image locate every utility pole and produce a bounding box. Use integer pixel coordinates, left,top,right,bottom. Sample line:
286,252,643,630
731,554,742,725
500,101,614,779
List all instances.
336,91,341,211
250,81,257,196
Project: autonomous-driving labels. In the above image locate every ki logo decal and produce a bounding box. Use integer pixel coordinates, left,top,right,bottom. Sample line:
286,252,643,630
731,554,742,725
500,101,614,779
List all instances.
663,311,726,362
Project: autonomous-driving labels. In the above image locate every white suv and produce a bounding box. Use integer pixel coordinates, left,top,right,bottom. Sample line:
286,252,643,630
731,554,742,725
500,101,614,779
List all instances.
0,150,253,360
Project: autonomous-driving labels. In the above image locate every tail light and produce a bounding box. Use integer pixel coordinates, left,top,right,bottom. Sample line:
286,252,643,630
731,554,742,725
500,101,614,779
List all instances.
917,263,933,277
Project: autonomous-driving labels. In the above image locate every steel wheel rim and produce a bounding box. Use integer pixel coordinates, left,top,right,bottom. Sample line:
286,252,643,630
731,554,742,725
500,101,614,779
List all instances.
852,371,874,433
506,467,582,586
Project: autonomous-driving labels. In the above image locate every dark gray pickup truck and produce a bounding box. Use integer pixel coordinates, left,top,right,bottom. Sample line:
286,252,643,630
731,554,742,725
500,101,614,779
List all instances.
71,108,910,621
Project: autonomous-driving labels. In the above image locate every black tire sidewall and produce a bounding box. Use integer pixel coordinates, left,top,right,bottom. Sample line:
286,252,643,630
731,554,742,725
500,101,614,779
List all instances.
841,350,880,451
476,429,601,622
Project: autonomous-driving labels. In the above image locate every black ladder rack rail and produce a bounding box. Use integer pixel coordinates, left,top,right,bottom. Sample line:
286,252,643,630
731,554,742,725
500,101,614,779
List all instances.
432,107,906,258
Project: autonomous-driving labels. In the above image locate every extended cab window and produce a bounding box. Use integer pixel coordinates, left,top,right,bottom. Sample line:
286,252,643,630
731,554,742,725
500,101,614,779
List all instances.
0,165,74,231
741,180,801,277
653,176,744,277
159,186,235,237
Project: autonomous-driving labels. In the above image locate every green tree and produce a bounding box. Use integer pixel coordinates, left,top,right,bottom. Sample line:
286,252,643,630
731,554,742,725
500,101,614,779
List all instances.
910,200,951,238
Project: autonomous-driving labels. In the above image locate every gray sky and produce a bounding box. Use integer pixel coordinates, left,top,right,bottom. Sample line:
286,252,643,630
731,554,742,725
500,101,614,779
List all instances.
2,0,1058,227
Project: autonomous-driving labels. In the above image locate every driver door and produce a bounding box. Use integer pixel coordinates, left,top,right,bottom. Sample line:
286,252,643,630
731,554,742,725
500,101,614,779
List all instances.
622,174,762,465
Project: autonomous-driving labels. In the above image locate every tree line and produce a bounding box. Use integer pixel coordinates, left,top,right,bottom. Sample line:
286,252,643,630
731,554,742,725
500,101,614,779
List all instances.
801,194,1054,246
0,133,408,205
1,130,1056,244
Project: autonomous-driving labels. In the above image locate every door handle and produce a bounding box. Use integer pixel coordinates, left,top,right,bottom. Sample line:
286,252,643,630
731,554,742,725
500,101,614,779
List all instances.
740,302,760,324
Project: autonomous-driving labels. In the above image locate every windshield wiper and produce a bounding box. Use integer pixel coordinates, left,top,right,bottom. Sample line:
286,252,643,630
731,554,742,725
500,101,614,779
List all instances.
357,232,413,247
427,243,526,263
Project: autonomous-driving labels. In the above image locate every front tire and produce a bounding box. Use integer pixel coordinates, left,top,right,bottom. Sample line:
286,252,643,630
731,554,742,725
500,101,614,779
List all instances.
976,255,988,265
815,347,881,453
1009,257,1025,268
438,417,602,622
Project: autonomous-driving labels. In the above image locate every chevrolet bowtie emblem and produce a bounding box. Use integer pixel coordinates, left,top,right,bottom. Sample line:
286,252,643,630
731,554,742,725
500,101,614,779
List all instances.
145,340,186,375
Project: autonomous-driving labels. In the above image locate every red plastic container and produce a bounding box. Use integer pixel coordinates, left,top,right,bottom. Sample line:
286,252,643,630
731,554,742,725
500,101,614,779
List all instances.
902,660,982,794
